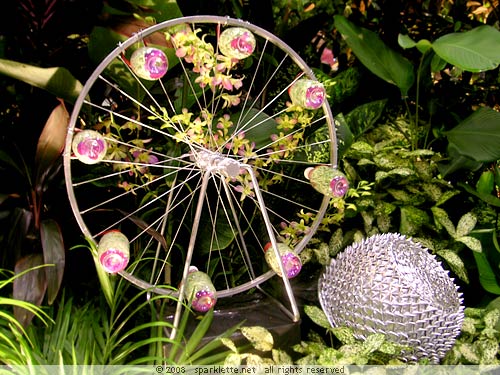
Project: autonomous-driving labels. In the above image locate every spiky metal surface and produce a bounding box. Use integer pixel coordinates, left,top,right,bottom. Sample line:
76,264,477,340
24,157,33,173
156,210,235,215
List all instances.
318,233,464,363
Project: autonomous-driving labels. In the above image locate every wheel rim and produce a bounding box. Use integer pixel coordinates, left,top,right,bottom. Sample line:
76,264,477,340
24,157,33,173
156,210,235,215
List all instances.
63,15,338,300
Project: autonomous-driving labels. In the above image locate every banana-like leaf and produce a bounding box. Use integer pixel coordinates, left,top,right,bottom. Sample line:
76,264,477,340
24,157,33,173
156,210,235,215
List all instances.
445,107,500,162
432,25,500,72
0,58,82,103
334,15,414,96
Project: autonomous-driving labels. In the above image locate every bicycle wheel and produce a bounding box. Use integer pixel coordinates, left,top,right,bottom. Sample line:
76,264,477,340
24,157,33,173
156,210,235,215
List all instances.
64,16,344,320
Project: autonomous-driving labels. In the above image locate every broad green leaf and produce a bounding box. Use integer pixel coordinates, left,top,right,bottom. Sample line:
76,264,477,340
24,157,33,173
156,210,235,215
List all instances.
445,107,500,162
416,39,433,54
13,254,47,327
456,212,477,238
362,333,385,354
123,0,183,22
318,347,343,365
472,251,500,295
477,338,499,363
458,342,480,364
40,219,65,305
435,189,460,207
304,305,332,330
432,25,500,72
220,338,238,353
459,182,500,208
0,58,82,103
224,353,242,366
313,243,330,266
35,101,69,188
460,317,476,335
198,208,236,252
334,15,414,96
334,114,354,159
457,236,482,252
345,99,387,137
313,67,361,104
439,143,483,176
399,206,429,236
234,108,277,150
398,34,417,49
328,228,344,257
436,249,469,283
477,170,495,195
375,168,415,183
430,53,448,72
305,122,335,163
431,206,456,237
272,348,293,365
483,309,500,329
331,327,357,345
346,141,374,159
240,326,274,351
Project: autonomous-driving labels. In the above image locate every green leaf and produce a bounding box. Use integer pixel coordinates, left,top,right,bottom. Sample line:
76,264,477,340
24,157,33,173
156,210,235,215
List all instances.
476,338,498,363
375,168,415,183
436,249,469,283
459,182,500,208
304,305,332,330
477,170,495,195
398,34,417,49
457,236,482,252
435,189,460,207
0,58,82,103
313,67,361,104
445,107,500,162
334,15,414,96
224,353,242,366
430,53,448,72
345,99,387,137
178,309,214,363
272,348,293,365
431,206,456,237
40,219,65,305
399,206,429,236
220,338,238,353
240,326,274,352
331,327,357,345
472,251,500,295
432,25,500,72
234,108,277,150
334,114,354,159
197,208,236,253
458,342,480,364
416,39,433,54
456,212,477,238
362,333,386,354
483,309,500,329
439,143,483,176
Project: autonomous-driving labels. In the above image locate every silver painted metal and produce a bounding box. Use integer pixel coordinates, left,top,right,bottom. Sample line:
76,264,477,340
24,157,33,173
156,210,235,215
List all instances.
318,233,464,363
64,16,338,326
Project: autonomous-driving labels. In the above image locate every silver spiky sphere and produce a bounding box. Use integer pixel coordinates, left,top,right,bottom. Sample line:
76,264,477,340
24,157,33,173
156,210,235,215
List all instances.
318,233,464,363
